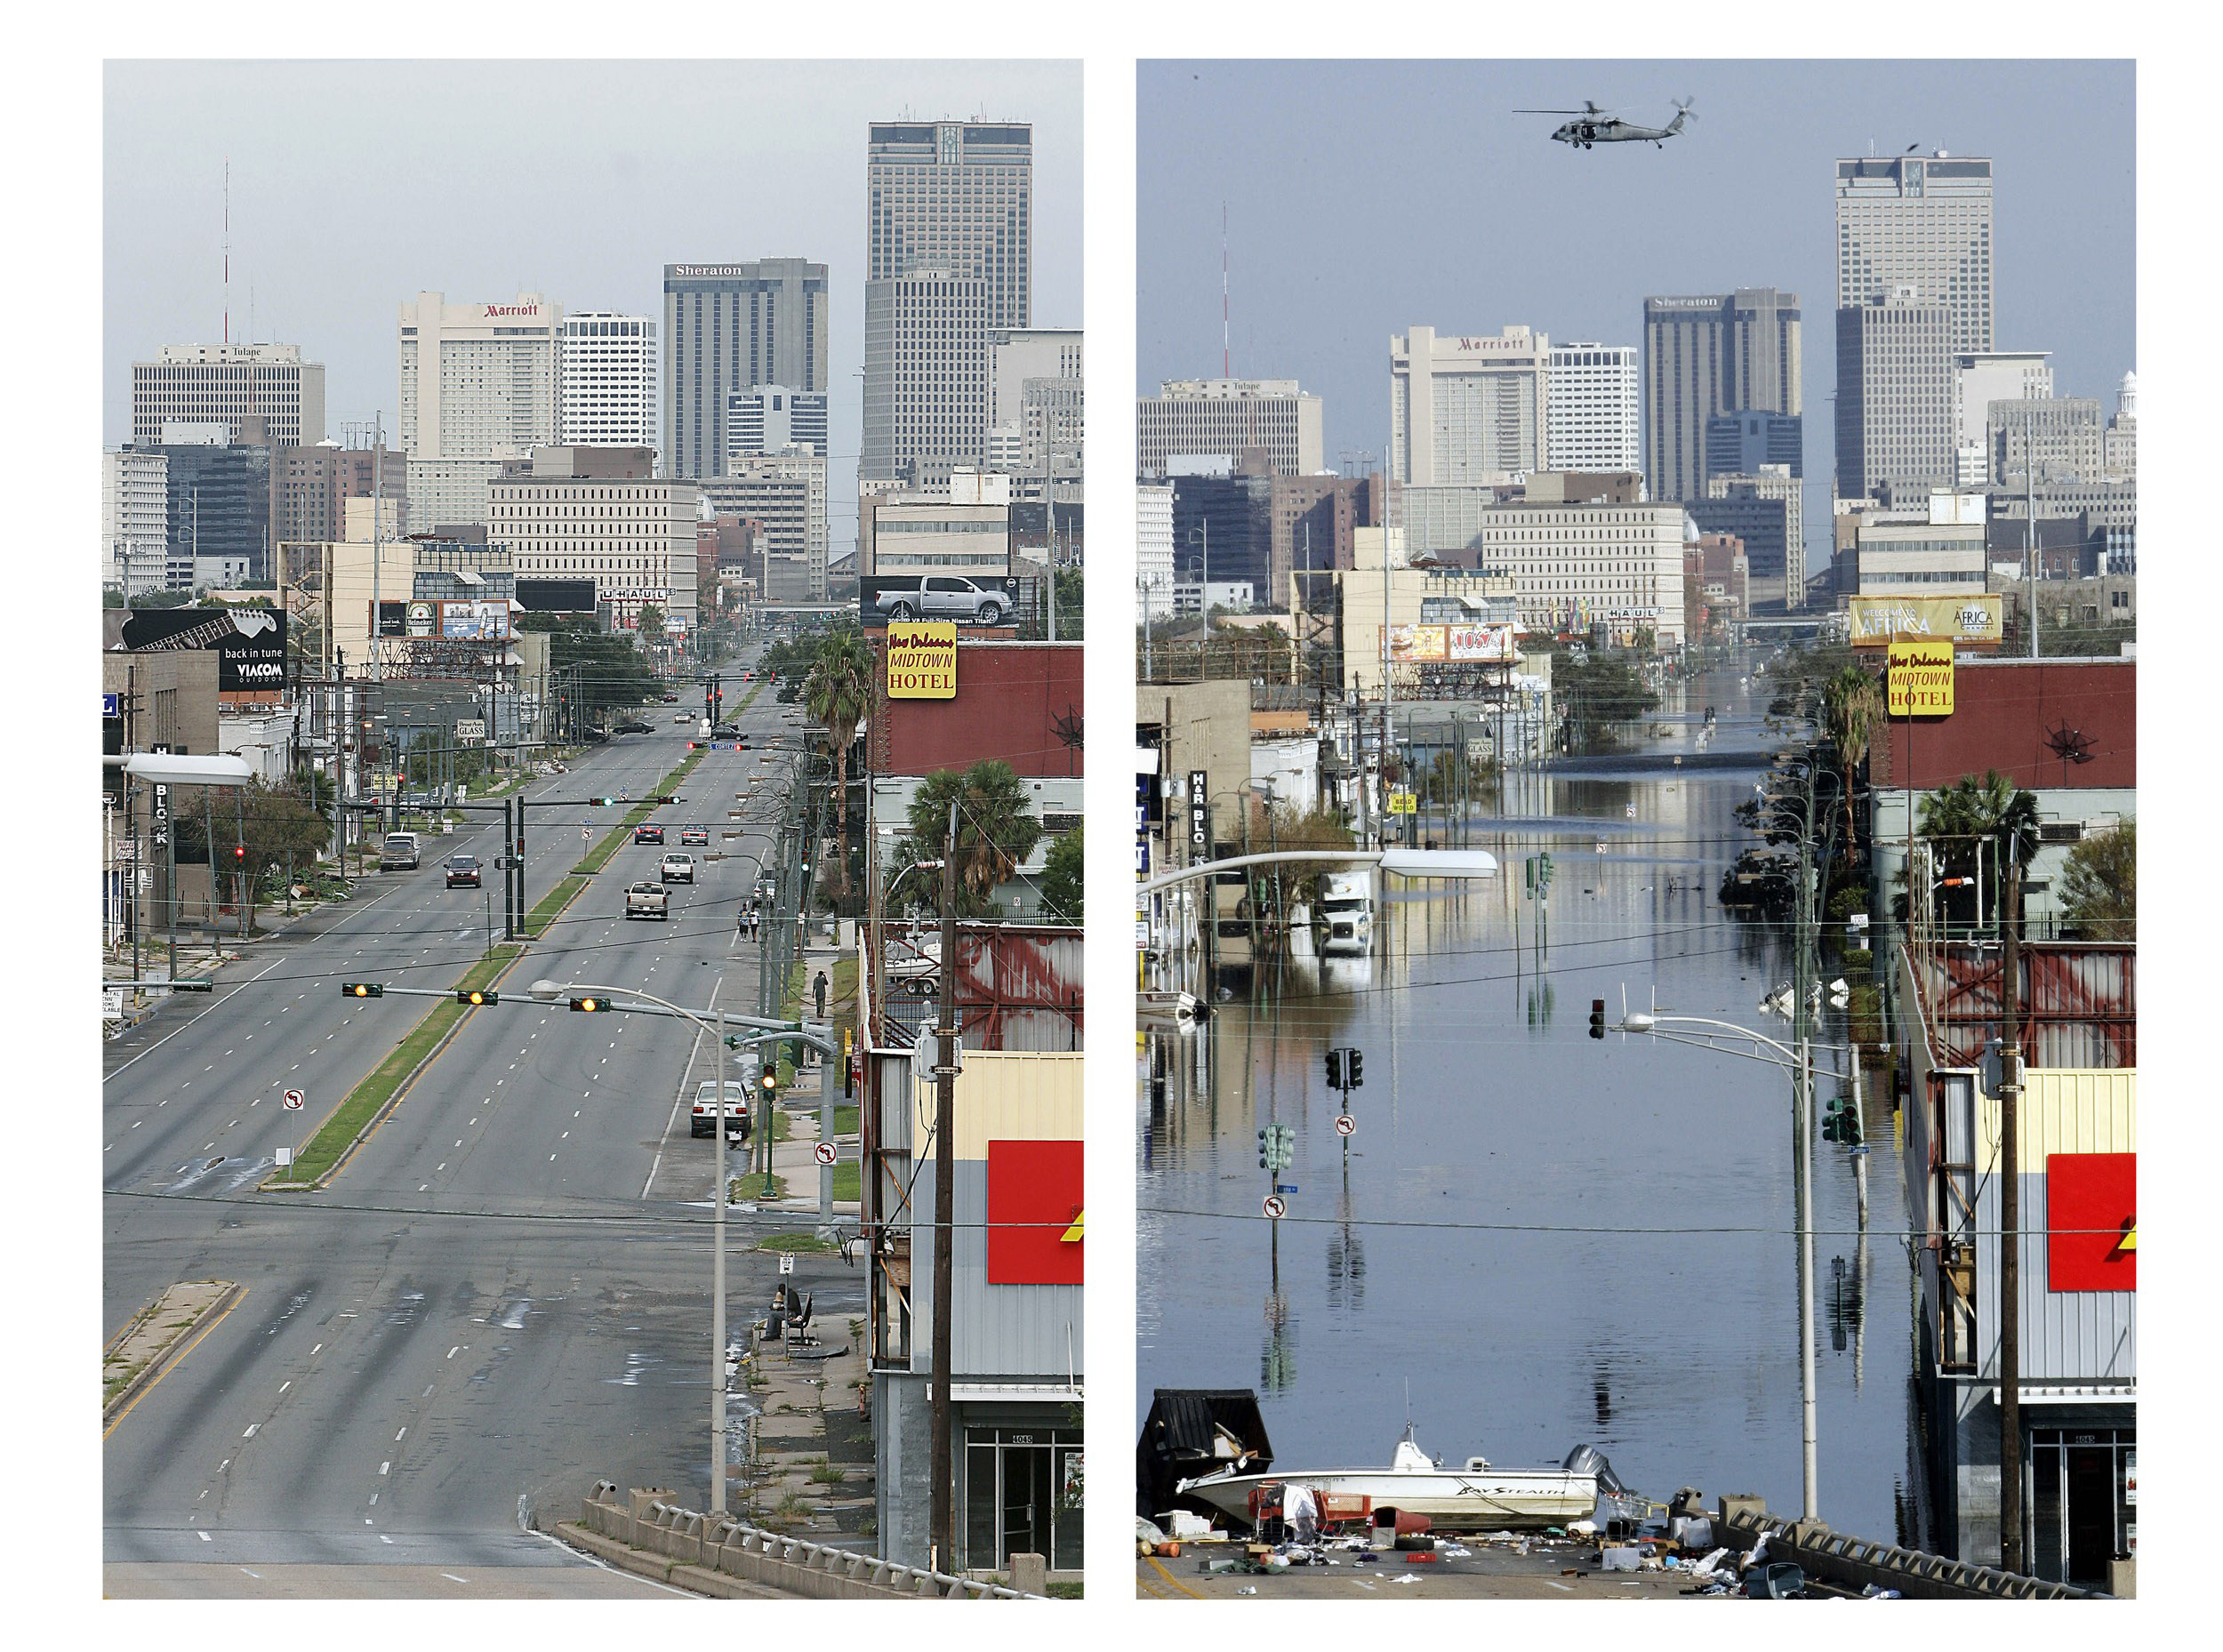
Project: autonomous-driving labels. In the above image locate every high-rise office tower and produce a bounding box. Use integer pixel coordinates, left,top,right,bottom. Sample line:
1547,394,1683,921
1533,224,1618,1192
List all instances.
270,442,408,549
132,342,326,448
1642,290,1802,502
702,453,830,600
861,269,991,485
725,386,829,460
560,312,659,456
1136,380,1324,477
662,261,831,483
1391,325,1549,485
866,120,1031,331
989,328,1083,477
1951,350,2052,485
1834,288,1953,501
1835,152,1993,355
397,292,561,529
1705,412,1803,480
103,447,171,597
1545,342,1640,474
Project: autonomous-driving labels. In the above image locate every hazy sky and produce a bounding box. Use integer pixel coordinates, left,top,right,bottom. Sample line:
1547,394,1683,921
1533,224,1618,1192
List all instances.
104,59,1083,551
1138,59,2133,498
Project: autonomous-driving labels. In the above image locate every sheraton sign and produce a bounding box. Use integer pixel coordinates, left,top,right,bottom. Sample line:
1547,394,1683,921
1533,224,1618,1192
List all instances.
886,621,958,700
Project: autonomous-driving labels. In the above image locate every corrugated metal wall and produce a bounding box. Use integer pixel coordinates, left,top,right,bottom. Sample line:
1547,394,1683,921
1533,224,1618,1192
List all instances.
909,1050,1084,1158
1971,1071,2137,1386
1907,943,2136,1069
907,1159,1085,1380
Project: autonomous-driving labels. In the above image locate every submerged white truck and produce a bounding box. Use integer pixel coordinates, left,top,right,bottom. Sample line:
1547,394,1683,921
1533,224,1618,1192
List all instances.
1318,870,1374,957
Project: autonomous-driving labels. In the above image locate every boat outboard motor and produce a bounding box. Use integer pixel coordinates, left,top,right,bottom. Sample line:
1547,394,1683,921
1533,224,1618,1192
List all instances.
1561,1444,1627,1496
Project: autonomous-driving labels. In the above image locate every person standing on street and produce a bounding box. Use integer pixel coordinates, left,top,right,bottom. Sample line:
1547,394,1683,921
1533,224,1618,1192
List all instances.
813,969,829,1020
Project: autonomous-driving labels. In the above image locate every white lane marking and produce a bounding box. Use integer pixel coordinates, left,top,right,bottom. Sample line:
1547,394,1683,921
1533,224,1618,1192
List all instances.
1545,1580,1574,1592
381,1534,393,1544
198,1530,212,1543
132,1121,141,1128
240,1567,260,1577
419,1185,429,1193
437,1163,445,1171
369,1493,379,1505
448,1346,460,1359
550,1154,558,1162
242,1424,257,1438
423,1383,436,1398
309,1343,321,1355
441,1573,469,1585
396,1427,407,1440
573,1111,581,1119
455,1140,463,1148
380,1462,390,1475
278,1381,290,1393
158,1098,168,1106
220,1459,230,1472
105,1143,114,1151
560,1133,568,1140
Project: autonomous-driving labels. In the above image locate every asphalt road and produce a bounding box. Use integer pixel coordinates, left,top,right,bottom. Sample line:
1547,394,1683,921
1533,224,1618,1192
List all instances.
103,655,837,1597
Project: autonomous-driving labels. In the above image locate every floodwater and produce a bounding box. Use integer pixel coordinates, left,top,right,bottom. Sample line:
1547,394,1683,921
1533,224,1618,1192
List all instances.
1137,659,1924,1546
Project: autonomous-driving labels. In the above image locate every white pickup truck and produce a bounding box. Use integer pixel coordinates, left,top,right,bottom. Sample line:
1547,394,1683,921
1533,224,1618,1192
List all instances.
624,881,670,920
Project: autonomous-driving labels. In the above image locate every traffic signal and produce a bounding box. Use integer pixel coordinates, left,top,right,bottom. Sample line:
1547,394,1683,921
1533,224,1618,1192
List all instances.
758,1067,778,1095
456,989,499,1006
342,982,383,998
1326,1049,1344,1090
1258,1126,1272,1169
1589,998,1607,1040
1346,1050,1363,1089
569,996,605,1013
234,844,246,861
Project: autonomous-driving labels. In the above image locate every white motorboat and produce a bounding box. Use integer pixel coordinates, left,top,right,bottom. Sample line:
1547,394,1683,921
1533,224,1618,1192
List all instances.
1175,1425,1600,1531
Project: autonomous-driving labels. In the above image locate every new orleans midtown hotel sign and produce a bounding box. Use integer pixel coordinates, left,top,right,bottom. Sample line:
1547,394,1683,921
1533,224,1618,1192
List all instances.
1888,639,1955,717
886,622,958,700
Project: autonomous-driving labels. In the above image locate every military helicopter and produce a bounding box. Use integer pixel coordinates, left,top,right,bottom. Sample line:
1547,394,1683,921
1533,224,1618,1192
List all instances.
1517,99,1696,149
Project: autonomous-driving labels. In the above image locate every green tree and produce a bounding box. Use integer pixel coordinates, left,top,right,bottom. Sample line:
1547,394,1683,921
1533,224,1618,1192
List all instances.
1820,662,1885,864
893,761,1043,919
635,603,665,646
2058,819,2135,941
1039,826,1083,924
1918,769,2040,928
1556,652,1659,752
803,629,873,896
240,774,334,910
1259,802,1357,905
536,622,662,726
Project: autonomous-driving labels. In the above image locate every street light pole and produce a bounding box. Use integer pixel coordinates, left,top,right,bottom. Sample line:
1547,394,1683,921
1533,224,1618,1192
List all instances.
929,800,959,1573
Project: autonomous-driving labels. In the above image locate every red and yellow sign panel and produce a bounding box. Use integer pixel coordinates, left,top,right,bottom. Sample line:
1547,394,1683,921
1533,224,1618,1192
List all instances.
1887,638,1954,717
985,1139,1084,1285
886,621,958,700
2047,1152,2136,1292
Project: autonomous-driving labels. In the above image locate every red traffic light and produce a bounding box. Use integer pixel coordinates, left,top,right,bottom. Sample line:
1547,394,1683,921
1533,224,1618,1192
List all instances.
234,845,246,859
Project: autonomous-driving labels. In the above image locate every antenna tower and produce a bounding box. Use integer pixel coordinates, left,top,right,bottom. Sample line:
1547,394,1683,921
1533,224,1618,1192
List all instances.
1222,203,1231,379
222,158,230,346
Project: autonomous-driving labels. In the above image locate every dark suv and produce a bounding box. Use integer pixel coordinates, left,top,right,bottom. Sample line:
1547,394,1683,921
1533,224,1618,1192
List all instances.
445,855,481,888
633,824,664,846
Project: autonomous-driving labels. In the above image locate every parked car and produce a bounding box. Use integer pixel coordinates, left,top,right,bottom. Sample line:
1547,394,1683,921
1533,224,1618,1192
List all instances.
624,881,670,920
445,855,481,888
660,853,696,884
690,1077,754,1141
614,719,653,735
871,573,1008,626
381,831,421,870
633,824,664,845
661,693,680,703
680,826,710,846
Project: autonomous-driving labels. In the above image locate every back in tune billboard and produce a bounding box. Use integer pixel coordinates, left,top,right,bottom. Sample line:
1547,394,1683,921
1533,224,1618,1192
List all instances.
118,605,288,692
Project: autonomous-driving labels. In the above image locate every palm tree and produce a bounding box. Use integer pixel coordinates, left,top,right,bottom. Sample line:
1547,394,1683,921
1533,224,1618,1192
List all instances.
803,629,872,897
1820,663,1883,863
1918,769,2040,929
897,761,1042,919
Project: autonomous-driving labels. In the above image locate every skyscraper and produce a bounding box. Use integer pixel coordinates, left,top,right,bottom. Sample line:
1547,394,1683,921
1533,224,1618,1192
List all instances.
866,120,1032,332
397,292,561,530
132,342,326,448
726,386,830,461
1136,380,1323,477
559,312,659,457
1835,152,1993,355
861,269,991,485
1834,289,1953,501
1545,342,1640,474
1641,290,1802,503
662,261,831,483
1391,325,1549,485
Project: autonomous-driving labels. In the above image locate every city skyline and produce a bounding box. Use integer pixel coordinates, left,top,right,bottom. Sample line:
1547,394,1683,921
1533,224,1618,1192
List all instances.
104,59,1082,549
1136,59,2133,501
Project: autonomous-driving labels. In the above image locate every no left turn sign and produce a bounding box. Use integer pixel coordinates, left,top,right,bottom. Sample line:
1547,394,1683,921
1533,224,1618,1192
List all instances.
813,1142,838,1167
1335,1114,1356,1136
1263,1193,1287,1220
282,1088,306,1111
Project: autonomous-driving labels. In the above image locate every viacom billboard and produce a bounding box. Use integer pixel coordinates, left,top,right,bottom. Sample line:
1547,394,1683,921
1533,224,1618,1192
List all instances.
1847,594,2002,648
119,606,288,692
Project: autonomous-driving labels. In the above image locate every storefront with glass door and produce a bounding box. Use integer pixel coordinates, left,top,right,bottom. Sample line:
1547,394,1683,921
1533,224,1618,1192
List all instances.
2027,1422,2134,1589
962,1420,1082,1574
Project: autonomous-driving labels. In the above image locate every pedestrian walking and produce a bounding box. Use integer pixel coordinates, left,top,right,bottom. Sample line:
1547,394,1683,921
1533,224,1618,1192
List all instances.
813,969,828,1019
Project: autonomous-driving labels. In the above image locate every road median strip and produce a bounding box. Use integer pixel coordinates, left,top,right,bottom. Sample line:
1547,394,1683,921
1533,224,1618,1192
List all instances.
265,944,526,1191
104,1279,245,1429
574,749,708,876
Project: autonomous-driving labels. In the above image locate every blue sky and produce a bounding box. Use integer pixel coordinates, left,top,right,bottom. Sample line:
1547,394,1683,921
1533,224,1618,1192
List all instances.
1138,59,2134,490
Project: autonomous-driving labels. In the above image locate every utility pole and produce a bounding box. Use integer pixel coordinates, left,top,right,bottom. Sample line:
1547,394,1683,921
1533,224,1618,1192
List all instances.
372,413,385,681
710,985,729,1513
1999,841,2026,1572
928,799,959,1573
1379,447,1395,848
